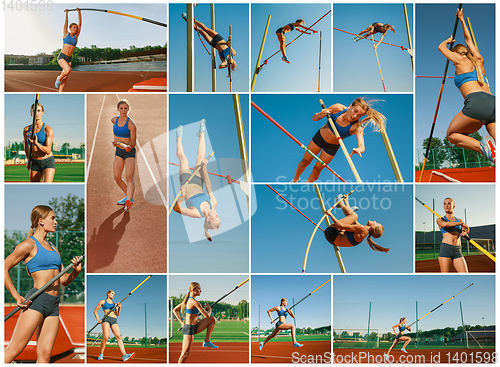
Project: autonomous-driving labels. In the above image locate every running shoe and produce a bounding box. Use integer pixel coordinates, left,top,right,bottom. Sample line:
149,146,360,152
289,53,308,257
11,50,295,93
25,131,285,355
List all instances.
384,354,389,361
293,342,303,348
334,194,345,208
117,197,127,205
480,136,496,164
353,35,361,42
401,347,407,353
181,12,187,22
98,354,104,361
176,125,183,138
259,342,264,350
125,199,133,212
55,77,61,89
197,119,206,137
203,341,219,349
123,353,135,362
352,206,359,212
282,56,290,64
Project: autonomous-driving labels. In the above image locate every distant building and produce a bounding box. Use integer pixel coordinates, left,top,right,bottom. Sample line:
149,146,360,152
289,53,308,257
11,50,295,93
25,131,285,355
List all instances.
29,54,54,65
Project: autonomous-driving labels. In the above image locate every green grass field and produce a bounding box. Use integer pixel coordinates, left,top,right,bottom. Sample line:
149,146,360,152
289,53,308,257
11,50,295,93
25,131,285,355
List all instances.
416,250,495,261
5,162,85,182
170,320,249,343
331,340,494,350
252,334,330,343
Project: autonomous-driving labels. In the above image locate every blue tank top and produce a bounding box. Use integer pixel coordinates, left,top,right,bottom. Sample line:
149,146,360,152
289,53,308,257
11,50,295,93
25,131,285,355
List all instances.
287,23,295,31
185,297,200,315
186,193,212,217
25,236,61,274
102,299,115,311
113,117,131,138
440,216,462,234
277,306,288,318
345,231,362,246
327,109,354,139
28,123,47,145
63,33,77,46
454,69,489,89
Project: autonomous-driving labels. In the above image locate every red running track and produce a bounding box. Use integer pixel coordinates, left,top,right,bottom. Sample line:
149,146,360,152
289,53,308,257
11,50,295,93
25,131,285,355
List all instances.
4,305,84,362
251,341,331,363
169,342,249,363
416,254,495,272
86,94,167,273
87,346,167,363
5,70,167,92
416,167,495,183
330,348,496,363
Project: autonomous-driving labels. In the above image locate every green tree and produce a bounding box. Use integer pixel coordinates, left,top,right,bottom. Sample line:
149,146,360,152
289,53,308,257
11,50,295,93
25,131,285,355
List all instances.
419,137,447,170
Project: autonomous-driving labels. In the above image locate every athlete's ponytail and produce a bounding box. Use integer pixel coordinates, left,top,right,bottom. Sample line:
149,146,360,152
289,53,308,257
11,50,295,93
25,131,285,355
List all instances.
452,44,485,86
366,223,390,253
180,282,200,313
28,205,53,238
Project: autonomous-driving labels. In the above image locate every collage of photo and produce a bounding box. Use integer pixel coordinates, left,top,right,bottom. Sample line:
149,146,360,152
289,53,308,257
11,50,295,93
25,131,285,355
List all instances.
2,2,496,365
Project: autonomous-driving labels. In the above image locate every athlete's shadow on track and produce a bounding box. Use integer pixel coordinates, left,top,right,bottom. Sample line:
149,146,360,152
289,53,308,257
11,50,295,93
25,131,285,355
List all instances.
87,208,131,273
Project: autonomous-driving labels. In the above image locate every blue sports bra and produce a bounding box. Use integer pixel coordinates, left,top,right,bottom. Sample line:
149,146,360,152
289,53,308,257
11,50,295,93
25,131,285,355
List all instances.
372,23,384,33
454,69,489,89
185,297,200,315
25,236,61,274
186,193,212,217
440,216,462,235
218,47,231,62
28,123,47,145
345,231,362,246
399,325,407,332
327,109,355,140
277,306,288,318
113,117,131,138
287,23,296,31
102,299,115,311
63,33,77,47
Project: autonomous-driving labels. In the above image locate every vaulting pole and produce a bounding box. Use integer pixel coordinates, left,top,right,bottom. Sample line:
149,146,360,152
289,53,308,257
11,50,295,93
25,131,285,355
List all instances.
251,15,271,92
187,4,195,92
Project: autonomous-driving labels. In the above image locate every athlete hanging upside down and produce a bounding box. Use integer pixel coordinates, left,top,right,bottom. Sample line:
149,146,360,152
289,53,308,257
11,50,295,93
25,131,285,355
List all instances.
353,22,395,49
438,9,495,164
182,13,236,73
173,282,218,363
437,197,469,273
260,298,303,350
56,8,81,92
324,194,389,253
23,102,55,182
292,97,386,182
4,205,82,363
93,290,135,362
384,317,412,361
276,20,317,63
173,120,220,241
111,99,137,213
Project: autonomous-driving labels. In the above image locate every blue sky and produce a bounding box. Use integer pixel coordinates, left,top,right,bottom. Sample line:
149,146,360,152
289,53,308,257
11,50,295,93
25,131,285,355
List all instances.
251,184,413,273
251,275,331,330
4,94,85,150
168,94,250,273
4,3,167,54
333,275,495,333
87,275,167,339
169,3,249,92
415,4,495,163
251,3,332,92
332,4,413,92
415,184,495,232
169,275,249,306
4,184,84,231
251,94,413,182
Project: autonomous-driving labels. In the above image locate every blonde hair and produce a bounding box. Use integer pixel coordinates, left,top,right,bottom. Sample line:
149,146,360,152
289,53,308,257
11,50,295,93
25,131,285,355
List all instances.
180,282,200,313
400,317,406,323
28,205,53,238
452,44,485,86
295,19,305,26
117,99,131,110
366,223,389,253
107,290,114,296
280,298,287,306
203,218,220,241
383,24,395,33
30,103,44,116
69,22,78,29
351,97,387,133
